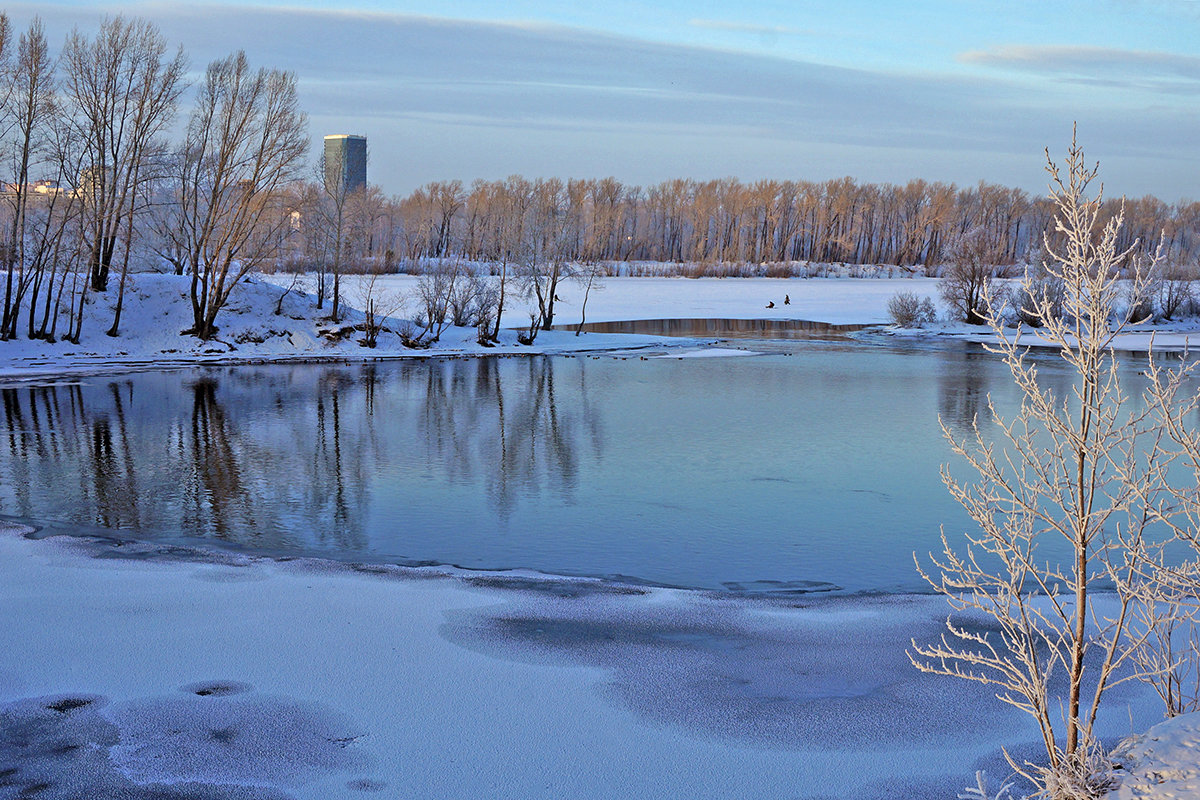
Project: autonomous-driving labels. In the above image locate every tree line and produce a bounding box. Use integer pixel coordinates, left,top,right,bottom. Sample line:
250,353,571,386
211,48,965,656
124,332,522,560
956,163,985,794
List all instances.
0,14,306,343
5,12,1200,348
332,176,1200,275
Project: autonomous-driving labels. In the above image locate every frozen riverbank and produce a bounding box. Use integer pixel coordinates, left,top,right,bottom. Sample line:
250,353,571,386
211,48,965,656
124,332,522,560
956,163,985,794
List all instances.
0,272,924,379
0,272,683,380
3,271,1198,379
1,520,1158,800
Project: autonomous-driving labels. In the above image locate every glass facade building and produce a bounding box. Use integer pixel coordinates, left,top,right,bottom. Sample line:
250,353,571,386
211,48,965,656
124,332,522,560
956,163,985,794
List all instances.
323,134,367,195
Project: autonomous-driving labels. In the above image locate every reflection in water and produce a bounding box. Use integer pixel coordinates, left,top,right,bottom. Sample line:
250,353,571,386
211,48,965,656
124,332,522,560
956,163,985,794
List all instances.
935,344,1098,440
936,347,993,438
187,377,252,538
0,359,597,557
3,344,1159,591
416,357,594,519
93,381,142,530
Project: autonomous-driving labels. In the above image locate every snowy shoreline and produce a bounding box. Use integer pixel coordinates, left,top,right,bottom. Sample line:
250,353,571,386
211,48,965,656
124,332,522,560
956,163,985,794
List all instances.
0,519,1188,799
0,520,1185,800
0,521,1095,799
4,271,1199,381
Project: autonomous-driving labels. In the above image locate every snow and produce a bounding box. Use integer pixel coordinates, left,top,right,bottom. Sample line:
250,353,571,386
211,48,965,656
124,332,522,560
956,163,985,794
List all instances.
1108,713,1200,800
363,272,927,327
0,272,683,379
2,271,914,379
881,320,1200,353
646,347,759,358
0,519,1139,800
3,271,1196,380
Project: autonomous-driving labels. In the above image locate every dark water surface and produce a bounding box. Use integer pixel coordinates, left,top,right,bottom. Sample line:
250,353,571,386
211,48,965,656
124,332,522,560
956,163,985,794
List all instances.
560,317,868,338
0,336,1183,592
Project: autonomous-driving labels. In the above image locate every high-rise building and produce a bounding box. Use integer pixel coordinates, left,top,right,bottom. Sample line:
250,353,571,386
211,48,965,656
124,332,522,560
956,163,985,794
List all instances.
323,134,367,196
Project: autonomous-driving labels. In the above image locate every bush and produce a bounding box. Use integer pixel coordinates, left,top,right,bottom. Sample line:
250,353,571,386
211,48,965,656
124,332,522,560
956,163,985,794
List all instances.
887,291,937,327
1157,261,1198,320
940,228,1005,324
1015,274,1065,328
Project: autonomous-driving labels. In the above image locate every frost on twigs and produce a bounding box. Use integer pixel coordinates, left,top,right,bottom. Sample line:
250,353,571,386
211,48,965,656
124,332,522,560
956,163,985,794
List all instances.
909,129,1198,799
959,770,1025,800
887,290,937,327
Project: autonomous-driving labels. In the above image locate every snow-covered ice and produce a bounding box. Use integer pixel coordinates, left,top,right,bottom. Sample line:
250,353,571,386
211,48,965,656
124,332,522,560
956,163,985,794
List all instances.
0,520,1169,799
645,346,759,358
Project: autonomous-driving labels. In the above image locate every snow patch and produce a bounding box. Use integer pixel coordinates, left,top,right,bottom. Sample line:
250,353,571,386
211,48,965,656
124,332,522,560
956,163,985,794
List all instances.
1109,713,1200,799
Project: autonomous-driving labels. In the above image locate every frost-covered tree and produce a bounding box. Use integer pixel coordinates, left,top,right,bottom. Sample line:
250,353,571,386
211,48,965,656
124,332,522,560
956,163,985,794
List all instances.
521,178,570,330
940,226,1004,325
910,133,1193,798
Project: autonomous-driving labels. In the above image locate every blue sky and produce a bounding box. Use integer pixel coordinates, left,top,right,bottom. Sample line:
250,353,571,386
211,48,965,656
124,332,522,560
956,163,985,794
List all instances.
14,1,1200,198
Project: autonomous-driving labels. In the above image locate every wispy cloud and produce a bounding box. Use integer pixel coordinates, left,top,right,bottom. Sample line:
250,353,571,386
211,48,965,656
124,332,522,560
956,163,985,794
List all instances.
958,45,1200,93
9,4,1199,196
1106,0,1200,17
687,19,810,37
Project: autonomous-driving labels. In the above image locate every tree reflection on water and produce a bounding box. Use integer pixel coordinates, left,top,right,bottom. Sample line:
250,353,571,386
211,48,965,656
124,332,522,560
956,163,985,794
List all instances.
0,357,600,553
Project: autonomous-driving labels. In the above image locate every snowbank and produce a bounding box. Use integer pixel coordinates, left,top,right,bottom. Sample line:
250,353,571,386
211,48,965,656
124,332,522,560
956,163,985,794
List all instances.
880,319,1200,353
1108,712,1200,799
0,272,685,379
4,272,1198,381
329,273,931,327
0,271,943,379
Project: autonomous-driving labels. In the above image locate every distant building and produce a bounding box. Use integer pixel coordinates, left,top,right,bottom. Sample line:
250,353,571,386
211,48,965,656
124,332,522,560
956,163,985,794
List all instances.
323,134,367,196
76,166,110,199
2,179,64,196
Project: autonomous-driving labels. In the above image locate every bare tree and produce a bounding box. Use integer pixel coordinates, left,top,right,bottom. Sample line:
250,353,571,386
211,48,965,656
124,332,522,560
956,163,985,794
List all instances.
574,260,605,336
1,17,52,339
941,226,1004,325
0,17,91,344
353,272,402,348
315,147,360,321
412,257,464,342
488,175,532,341
522,178,569,330
910,133,1189,797
346,183,386,267
1155,260,1196,321
61,16,186,315
173,51,307,340
14,134,87,344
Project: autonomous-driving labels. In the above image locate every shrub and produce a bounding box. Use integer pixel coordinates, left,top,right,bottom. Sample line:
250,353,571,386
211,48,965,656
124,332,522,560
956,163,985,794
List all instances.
1015,274,1065,328
940,228,1005,324
1157,260,1198,320
1124,279,1157,324
887,291,937,327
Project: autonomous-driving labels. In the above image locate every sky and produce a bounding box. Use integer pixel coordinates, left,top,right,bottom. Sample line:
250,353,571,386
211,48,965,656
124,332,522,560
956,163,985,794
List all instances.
13,0,1200,199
